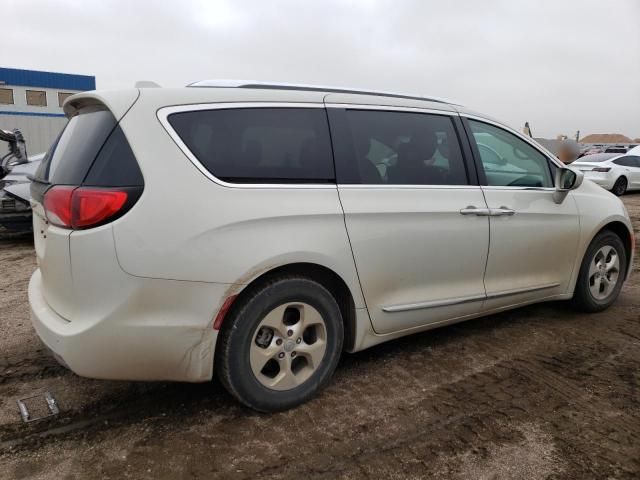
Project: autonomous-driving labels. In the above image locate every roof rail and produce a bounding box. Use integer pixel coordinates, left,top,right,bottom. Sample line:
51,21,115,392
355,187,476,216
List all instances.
187,80,452,105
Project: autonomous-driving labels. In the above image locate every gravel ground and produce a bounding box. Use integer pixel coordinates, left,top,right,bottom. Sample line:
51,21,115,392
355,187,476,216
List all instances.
0,195,639,480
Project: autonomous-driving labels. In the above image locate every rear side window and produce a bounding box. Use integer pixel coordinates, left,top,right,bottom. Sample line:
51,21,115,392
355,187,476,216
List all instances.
331,109,468,185
83,127,144,186
613,156,640,167
168,108,335,183
34,106,142,187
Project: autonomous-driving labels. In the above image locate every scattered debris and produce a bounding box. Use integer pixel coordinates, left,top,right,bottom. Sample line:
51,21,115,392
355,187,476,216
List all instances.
17,391,59,423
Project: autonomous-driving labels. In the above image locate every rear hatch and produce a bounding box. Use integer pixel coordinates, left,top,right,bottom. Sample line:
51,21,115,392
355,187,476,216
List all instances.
30,95,143,321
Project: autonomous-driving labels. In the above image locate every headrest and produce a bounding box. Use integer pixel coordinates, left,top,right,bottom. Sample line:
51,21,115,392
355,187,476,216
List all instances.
396,131,438,168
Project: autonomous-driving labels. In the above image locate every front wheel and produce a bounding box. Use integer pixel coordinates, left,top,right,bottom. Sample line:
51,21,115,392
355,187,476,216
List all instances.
571,231,627,312
215,276,344,412
612,177,627,196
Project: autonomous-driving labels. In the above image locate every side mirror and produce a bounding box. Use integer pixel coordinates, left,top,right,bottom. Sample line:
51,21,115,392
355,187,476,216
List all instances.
553,167,583,203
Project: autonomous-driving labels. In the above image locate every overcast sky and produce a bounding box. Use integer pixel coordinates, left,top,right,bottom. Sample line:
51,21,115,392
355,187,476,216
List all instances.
5,0,640,138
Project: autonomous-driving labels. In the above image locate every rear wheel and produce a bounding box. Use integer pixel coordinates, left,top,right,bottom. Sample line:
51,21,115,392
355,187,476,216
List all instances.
216,276,344,412
612,177,627,196
571,231,627,312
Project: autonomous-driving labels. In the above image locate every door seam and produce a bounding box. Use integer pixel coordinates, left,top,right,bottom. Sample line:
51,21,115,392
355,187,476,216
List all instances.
322,96,377,333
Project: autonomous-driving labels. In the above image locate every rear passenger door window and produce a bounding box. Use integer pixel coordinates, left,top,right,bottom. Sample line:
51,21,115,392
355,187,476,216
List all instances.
468,120,554,188
334,109,469,185
168,107,335,183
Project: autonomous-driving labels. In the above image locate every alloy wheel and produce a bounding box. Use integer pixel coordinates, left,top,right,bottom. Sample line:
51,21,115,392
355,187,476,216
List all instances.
588,245,620,300
250,302,327,391
613,178,627,196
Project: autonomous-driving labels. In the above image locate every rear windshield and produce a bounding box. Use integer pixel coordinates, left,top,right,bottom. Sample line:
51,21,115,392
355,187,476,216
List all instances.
35,107,117,185
168,108,335,183
34,106,142,186
577,153,618,162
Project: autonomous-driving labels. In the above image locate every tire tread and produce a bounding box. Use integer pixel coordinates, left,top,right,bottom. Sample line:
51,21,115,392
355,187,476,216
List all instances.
571,230,627,313
215,274,343,411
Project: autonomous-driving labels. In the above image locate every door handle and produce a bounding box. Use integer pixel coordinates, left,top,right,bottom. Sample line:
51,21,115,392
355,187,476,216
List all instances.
460,206,491,216
490,206,516,216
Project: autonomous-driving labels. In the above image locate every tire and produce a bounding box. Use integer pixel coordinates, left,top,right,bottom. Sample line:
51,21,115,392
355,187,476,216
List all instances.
571,231,627,312
612,177,627,196
215,275,344,412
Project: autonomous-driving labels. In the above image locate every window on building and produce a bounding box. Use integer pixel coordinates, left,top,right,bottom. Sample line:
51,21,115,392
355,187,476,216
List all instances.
58,92,74,107
0,88,14,105
26,90,47,107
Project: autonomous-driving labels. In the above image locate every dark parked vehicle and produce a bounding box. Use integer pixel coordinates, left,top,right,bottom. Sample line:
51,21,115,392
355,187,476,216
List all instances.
0,154,43,231
605,146,628,154
0,128,42,232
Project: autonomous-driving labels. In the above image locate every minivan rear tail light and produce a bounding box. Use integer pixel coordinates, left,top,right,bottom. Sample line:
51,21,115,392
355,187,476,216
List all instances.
43,186,129,230
43,186,75,228
72,188,128,228
592,167,611,172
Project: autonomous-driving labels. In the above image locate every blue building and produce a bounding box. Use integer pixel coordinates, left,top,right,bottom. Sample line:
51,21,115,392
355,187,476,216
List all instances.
0,67,96,154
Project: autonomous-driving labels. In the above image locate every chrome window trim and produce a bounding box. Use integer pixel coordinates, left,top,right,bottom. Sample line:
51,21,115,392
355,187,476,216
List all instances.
337,184,481,190
481,186,556,192
157,102,335,189
382,282,560,313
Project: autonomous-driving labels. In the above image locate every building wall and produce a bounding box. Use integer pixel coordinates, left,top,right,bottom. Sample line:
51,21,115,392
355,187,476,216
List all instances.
0,67,95,156
0,85,80,116
0,114,67,154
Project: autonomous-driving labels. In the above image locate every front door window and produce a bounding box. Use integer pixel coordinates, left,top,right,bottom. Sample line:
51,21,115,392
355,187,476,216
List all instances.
469,120,553,188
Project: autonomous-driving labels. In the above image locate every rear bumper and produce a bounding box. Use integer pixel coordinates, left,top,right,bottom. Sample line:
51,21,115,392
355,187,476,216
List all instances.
583,173,615,190
29,268,228,382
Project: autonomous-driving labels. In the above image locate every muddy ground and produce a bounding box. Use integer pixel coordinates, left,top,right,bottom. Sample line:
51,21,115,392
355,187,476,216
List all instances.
1,196,639,480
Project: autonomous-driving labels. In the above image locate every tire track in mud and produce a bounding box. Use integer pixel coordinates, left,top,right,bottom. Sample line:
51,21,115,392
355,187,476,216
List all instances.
0,302,525,448
2,304,638,479
260,336,639,479
0,355,66,386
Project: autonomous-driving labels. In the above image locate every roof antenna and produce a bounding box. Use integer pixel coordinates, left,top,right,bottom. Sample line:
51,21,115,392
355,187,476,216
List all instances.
135,81,161,88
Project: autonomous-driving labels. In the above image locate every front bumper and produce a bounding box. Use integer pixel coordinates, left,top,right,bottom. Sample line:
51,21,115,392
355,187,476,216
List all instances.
29,268,225,382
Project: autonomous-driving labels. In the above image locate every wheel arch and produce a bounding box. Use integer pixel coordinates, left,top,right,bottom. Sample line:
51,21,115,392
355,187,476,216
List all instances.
613,175,628,194
581,221,635,283
220,262,359,351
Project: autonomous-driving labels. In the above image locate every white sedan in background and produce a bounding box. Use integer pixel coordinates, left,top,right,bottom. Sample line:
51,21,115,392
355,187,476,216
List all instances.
573,151,640,196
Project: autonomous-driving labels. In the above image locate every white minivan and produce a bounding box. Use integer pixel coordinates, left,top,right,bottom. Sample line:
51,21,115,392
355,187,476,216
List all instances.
29,82,634,411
